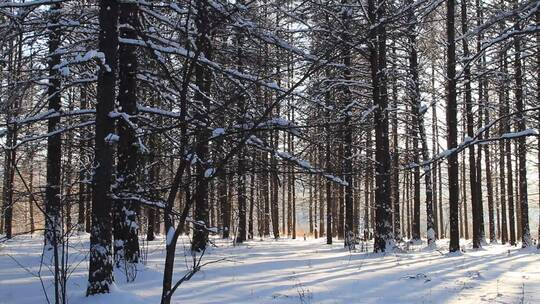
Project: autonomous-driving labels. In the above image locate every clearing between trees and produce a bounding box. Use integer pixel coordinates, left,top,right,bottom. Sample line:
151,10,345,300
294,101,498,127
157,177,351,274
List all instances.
1,235,539,304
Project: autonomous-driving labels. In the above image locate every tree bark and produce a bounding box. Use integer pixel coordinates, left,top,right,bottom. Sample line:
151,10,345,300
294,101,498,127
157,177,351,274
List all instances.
325,70,333,245
364,132,372,240
537,10,540,250
431,66,440,239
270,131,280,238
219,165,230,239
248,166,255,239
484,106,497,243
87,0,118,295
236,26,247,244
44,4,63,302
262,149,270,237
513,7,531,247
78,88,88,232
113,1,140,269
408,2,421,242
2,25,21,240
370,0,393,252
341,1,355,248
391,44,401,242
460,0,482,249
446,0,460,253
476,0,494,243
318,144,325,237
28,158,35,234
191,0,213,252
506,125,516,245
408,7,435,245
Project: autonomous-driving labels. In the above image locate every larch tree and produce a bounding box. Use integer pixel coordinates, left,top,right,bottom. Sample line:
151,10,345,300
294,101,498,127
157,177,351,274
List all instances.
87,0,119,295
512,0,531,248
191,0,214,253
446,0,461,253
370,0,393,253
113,0,141,272
44,3,63,303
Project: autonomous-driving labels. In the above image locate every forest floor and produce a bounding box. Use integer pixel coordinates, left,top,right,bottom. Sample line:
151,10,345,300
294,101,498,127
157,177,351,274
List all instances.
0,234,539,304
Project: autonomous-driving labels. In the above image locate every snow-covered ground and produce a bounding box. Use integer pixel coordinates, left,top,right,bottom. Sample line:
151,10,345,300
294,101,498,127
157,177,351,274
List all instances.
1,234,539,304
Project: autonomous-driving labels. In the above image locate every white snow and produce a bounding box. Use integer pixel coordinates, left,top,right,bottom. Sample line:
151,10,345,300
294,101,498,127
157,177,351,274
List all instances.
0,235,539,303
204,168,216,178
53,50,109,72
104,133,120,144
165,227,175,246
59,66,70,77
211,128,225,138
427,228,436,240
501,128,539,139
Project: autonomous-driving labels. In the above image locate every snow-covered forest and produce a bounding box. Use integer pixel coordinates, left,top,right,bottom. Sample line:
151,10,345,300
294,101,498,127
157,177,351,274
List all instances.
0,0,539,303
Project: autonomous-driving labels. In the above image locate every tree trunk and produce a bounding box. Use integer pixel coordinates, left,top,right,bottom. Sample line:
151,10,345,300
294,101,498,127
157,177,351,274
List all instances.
28,158,35,234
309,173,314,236
446,0,460,253
370,0,393,252
404,119,411,240
537,10,540,250
391,43,401,242
2,27,20,240
408,3,422,242
146,128,160,242
325,76,333,245
319,145,325,237
364,131,372,240
2,126,15,239
342,1,355,248
270,131,280,238
65,97,74,232
236,29,247,244
237,144,247,244
513,8,531,247
287,140,292,237
248,167,255,239
484,106,496,243
498,43,509,244
408,7,435,245
113,1,140,270
283,134,287,236
220,167,230,238
78,88,88,232
44,4,63,302
191,0,213,252
460,0,482,249
474,8,486,246
475,0,494,243
506,126,516,245
431,66,440,239
495,160,501,240
262,149,270,237
499,134,508,244
87,0,118,295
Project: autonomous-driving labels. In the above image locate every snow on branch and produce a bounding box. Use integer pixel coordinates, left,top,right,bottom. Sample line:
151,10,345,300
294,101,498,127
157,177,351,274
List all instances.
246,134,349,186
9,109,95,126
112,193,166,210
119,37,288,93
53,50,109,72
410,107,540,171
137,105,181,119
12,120,95,149
0,0,63,8
500,129,539,139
